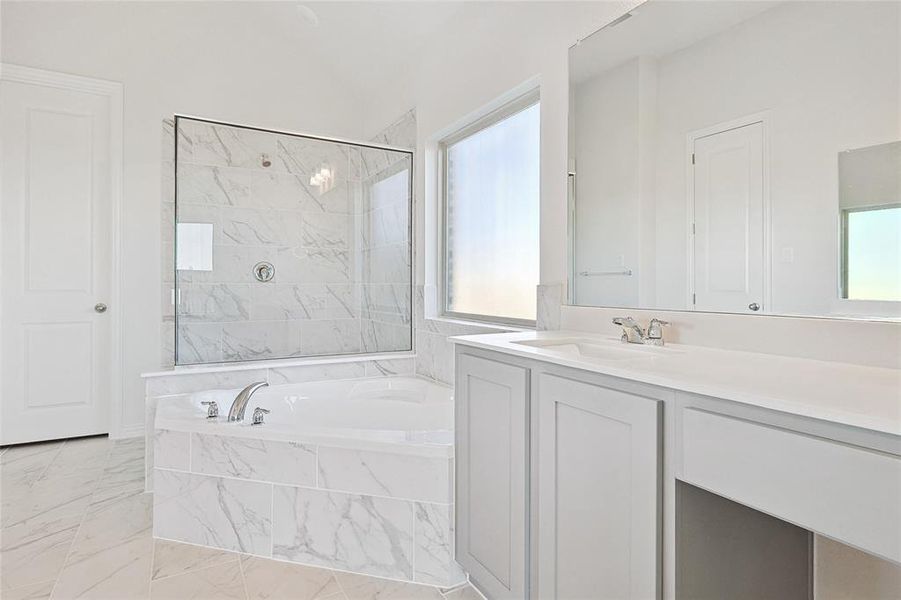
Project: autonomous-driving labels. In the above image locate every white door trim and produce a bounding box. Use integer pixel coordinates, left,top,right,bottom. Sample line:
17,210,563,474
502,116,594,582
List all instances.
0,64,125,438
685,111,772,313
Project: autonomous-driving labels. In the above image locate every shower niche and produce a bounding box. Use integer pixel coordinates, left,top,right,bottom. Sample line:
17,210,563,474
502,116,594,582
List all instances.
169,117,412,365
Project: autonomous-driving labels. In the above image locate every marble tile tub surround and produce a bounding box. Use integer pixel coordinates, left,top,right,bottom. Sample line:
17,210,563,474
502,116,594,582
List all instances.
0,436,484,600
152,429,463,586
161,117,412,366
142,354,414,490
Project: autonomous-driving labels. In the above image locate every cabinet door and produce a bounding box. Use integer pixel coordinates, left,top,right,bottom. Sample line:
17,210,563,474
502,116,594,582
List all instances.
537,373,660,600
456,352,529,600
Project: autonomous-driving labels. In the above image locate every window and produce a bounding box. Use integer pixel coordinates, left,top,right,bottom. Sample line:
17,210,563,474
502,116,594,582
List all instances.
841,205,901,301
441,91,540,325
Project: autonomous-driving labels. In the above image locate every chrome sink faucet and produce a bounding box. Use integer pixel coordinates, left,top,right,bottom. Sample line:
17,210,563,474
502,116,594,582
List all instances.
228,381,269,422
612,317,670,346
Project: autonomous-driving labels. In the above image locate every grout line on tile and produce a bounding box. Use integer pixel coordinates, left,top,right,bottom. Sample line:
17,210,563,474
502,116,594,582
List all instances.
47,438,115,600
238,550,252,600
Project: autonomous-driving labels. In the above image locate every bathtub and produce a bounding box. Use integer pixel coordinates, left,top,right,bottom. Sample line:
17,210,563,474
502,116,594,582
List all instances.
151,376,464,587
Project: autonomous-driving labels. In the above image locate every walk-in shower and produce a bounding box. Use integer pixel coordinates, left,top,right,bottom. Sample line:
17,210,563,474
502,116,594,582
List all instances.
171,117,412,365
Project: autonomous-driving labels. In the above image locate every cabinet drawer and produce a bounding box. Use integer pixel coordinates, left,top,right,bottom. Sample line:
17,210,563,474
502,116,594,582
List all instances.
678,408,901,563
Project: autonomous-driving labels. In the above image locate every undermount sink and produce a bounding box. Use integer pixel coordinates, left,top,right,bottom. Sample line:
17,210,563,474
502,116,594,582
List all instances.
511,338,671,361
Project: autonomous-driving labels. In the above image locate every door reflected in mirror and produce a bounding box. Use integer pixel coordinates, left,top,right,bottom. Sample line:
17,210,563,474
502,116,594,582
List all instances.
568,0,900,319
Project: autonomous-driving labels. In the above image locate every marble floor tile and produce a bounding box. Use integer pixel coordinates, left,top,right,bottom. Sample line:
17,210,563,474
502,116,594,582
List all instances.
51,492,153,599
336,572,444,600
2,470,100,529
241,555,342,600
0,513,81,592
151,539,238,581
440,585,485,600
89,440,147,511
2,579,55,600
1,441,63,488
149,562,247,600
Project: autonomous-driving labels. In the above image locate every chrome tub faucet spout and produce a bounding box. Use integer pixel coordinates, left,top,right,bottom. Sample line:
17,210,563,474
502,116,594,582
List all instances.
228,381,269,422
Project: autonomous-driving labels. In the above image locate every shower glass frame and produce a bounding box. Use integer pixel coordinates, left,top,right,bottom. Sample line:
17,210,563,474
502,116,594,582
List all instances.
172,115,414,366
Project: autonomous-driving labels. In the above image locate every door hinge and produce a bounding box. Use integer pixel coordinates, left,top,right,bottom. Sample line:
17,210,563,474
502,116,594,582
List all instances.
691,153,696,165
692,293,696,305
691,223,696,235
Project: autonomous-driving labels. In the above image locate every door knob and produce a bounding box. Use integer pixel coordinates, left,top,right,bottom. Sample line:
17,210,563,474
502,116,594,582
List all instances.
748,302,760,312
94,303,108,313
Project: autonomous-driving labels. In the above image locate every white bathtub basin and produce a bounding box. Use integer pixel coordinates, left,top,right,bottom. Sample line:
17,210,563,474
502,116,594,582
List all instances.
156,376,454,456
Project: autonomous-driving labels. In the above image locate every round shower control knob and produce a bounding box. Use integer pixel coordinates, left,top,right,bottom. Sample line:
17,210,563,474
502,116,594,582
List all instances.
253,262,275,283
94,303,108,313
748,302,760,312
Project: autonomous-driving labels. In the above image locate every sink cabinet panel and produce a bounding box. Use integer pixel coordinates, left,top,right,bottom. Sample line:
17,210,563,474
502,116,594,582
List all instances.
455,352,530,600
536,373,662,600
455,346,664,600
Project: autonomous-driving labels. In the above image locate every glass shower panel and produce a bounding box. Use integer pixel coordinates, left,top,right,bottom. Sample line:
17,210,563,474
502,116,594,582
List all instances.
173,117,412,365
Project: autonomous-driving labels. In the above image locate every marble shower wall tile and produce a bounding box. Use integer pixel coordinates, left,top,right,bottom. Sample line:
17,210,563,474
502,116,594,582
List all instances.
368,109,416,150
413,285,513,385
251,283,359,321
178,283,252,322
268,361,367,385
221,320,297,360
537,282,563,331
166,116,413,366
362,284,411,324
191,432,316,486
362,320,412,354
299,319,362,355
414,502,466,586
317,447,451,503
176,322,223,364
190,121,276,170
145,367,270,397
364,358,415,377
272,486,414,580
415,330,456,386
153,469,272,555
178,164,251,207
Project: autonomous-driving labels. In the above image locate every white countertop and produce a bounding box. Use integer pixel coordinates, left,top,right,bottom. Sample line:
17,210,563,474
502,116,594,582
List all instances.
450,330,901,437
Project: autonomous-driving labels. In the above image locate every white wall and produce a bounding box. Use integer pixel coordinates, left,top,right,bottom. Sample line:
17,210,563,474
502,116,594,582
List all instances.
1,1,363,436
361,0,640,291
359,1,641,384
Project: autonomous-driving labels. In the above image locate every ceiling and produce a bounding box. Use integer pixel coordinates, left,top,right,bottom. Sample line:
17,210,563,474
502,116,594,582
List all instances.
189,1,467,102
570,0,783,84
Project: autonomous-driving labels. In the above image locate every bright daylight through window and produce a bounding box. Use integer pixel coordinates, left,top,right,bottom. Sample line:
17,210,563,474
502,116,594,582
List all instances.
843,205,901,301
443,93,540,324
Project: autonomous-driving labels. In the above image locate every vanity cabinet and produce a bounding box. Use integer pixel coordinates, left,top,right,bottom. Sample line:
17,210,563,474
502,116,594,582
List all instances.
537,373,662,600
455,352,530,600
455,347,663,600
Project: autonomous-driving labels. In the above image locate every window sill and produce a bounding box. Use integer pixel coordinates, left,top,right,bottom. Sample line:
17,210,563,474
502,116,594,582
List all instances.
429,314,535,333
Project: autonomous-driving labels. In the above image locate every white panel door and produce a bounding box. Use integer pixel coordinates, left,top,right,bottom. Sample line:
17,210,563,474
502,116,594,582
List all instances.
537,374,660,600
692,122,764,313
455,352,529,600
1,72,114,444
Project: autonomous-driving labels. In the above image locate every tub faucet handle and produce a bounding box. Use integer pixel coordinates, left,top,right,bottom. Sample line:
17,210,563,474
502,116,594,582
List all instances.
201,401,219,419
251,407,270,426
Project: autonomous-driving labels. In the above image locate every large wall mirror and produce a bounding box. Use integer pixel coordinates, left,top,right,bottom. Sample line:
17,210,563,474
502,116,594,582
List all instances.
568,1,900,319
